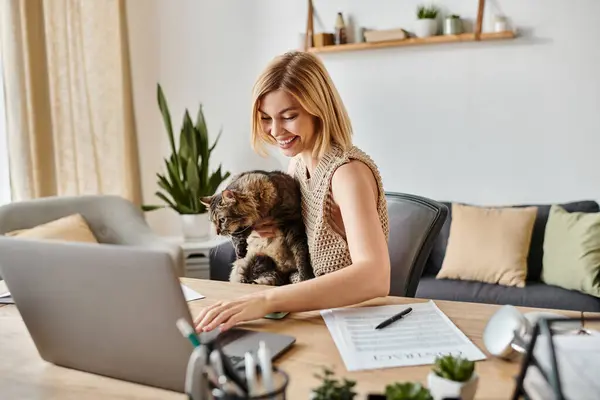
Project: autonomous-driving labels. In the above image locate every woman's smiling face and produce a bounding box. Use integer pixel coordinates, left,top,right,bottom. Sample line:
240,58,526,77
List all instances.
259,90,316,158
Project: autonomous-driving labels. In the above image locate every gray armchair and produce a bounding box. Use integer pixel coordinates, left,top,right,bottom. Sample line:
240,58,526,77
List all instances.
0,195,184,277
209,192,448,297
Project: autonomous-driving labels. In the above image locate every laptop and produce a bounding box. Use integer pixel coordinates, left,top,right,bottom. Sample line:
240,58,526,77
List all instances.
0,237,295,393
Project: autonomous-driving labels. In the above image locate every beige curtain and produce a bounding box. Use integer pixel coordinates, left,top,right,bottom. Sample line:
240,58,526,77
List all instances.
0,0,141,204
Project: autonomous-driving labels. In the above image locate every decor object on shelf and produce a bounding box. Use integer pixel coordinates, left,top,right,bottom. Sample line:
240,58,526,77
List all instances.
427,355,478,400
414,4,440,38
142,84,230,242
384,382,433,400
314,32,335,47
494,15,508,32
334,12,347,45
364,28,408,43
443,14,463,35
310,367,357,399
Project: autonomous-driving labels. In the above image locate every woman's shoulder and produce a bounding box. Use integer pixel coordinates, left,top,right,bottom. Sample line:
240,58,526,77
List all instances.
332,147,383,199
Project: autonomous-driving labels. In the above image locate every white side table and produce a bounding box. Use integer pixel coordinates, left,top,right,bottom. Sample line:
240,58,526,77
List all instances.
165,236,230,279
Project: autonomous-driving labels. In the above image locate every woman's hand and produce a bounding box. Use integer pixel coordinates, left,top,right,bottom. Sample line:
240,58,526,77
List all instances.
194,291,273,333
252,217,278,238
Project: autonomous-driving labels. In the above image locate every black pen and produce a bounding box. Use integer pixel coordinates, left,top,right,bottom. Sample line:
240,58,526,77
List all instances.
375,307,413,330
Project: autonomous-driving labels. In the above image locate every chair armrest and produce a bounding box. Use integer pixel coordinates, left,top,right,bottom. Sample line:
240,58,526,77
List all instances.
209,241,236,281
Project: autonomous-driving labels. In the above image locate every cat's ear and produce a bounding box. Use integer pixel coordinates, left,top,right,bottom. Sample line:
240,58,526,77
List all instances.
221,189,236,203
200,196,213,207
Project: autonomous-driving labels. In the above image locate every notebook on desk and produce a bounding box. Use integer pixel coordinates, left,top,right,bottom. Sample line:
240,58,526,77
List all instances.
0,237,295,393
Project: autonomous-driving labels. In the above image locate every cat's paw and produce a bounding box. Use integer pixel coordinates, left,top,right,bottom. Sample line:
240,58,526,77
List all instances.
229,260,246,283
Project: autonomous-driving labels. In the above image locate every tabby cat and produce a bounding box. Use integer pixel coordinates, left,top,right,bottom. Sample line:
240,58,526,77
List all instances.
200,170,313,286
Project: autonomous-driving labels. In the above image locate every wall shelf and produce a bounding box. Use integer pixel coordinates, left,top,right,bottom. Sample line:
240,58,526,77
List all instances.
307,31,516,54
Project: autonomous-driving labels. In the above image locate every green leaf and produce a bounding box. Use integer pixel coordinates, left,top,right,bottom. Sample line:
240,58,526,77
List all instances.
186,156,200,197
179,123,191,162
176,202,196,214
164,159,186,201
195,104,210,191
155,191,178,211
141,204,165,212
157,84,179,174
185,110,198,162
206,165,230,196
209,127,223,154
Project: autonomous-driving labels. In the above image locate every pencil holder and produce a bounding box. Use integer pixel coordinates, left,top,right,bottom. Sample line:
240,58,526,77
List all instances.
209,366,289,400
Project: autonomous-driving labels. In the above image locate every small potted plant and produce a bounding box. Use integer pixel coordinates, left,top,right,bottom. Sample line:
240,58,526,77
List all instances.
311,367,357,400
415,4,440,38
443,14,463,35
142,84,230,241
385,382,433,400
427,355,478,400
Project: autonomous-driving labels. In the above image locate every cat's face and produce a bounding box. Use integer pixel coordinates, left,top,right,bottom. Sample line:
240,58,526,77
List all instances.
200,190,260,236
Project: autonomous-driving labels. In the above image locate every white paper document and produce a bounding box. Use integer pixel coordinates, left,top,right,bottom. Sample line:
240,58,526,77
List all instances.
321,300,486,371
180,284,204,302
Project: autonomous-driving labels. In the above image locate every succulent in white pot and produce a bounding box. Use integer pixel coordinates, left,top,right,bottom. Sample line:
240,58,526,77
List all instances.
415,5,440,38
427,355,478,400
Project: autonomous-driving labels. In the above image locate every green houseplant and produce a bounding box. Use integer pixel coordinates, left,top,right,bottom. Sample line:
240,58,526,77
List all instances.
142,84,230,240
311,367,357,400
384,382,433,400
415,4,440,38
427,355,478,400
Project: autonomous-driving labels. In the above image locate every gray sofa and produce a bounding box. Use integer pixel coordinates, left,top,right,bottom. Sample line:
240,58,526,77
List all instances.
0,195,185,277
209,194,600,312
416,200,600,312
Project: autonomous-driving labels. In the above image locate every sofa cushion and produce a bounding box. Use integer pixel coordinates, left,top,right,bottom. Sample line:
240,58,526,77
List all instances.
416,276,600,312
5,214,98,244
542,205,600,298
436,203,537,287
424,200,600,282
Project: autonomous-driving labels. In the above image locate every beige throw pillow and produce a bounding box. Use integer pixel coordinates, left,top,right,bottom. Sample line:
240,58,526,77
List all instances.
436,203,538,287
5,214,98,244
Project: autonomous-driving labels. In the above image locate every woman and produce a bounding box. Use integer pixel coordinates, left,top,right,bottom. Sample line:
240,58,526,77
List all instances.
194,51,390,333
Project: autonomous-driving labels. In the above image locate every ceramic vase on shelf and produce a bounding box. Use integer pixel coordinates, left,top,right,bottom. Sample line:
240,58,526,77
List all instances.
427,371,479,400
443,15,463,35
414,18,438,38
180,213,211,242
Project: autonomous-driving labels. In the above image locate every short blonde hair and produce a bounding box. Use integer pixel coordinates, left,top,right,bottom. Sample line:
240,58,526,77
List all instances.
251,51,353,160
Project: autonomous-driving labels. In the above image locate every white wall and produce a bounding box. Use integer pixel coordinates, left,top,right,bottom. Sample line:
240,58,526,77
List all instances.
127,0,600,236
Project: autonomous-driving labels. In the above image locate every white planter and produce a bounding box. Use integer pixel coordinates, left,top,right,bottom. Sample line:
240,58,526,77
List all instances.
180,213,211,242
427,371,479,400
414,18,438,38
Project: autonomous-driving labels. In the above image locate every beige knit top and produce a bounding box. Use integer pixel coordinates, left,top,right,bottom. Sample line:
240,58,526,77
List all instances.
291,144,389,282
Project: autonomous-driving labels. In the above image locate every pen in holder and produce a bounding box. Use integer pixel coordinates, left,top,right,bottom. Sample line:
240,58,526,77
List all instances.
209,365,289,400
177,319,289,400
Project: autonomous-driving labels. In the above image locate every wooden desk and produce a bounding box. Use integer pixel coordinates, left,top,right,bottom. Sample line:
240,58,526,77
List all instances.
0,279,596,399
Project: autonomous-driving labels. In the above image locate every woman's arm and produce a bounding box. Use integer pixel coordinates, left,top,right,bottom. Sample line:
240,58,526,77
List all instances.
194,160,390,332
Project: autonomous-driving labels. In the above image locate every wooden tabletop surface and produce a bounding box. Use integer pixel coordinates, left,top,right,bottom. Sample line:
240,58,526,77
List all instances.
0,278,597,399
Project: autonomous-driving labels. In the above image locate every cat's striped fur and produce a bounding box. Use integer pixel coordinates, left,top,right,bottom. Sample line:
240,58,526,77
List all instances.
201,170,313,286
